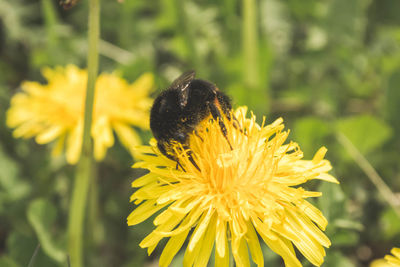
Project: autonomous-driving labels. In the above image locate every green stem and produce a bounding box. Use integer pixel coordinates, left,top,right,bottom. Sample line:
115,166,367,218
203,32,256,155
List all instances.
67,0,100,266
337,132,400,218
221,0,237,46
241,0,269,115
242,0,259,90
27,244,41,267
42,0,59,65
174,0,201,72
41,0,58,47
87,164,100,245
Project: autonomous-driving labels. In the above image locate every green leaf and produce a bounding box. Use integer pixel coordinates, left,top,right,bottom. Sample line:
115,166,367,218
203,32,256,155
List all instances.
27,199,66,263
329,230,359,247
381,207,400,240
0,144,30,202
318,182,346,222
385,70,400,134
323,251,355,267
332,218,364,231
7,231,56,267
293,117,331,158
7,231,37,266
336,115,392,155
0,256,20,267
0,144,18,186
318,182,360,247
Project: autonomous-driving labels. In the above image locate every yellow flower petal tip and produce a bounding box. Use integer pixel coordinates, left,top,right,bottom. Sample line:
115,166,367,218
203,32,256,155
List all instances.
6,65,153,164
371,248,400,267
128,107,338,267
375,247,400,267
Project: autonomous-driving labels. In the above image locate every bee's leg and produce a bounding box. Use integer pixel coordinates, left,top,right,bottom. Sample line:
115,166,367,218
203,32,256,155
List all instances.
223,110,243,133
188,153,200,171
181,145,200,171
231,115,244,134
175,161,186,172
208,102,233,150
216,92,243,134
157,142,186,172
194,130,204,142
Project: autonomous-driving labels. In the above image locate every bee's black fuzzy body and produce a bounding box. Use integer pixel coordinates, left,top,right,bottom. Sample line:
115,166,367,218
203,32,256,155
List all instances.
150,71,232,164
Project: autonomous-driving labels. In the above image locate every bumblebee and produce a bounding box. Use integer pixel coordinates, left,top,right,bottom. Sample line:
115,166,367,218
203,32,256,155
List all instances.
150,71,234,170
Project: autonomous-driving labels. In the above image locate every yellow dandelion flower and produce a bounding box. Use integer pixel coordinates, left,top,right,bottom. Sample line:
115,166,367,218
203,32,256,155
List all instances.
128,106,339,267
7,65,153,164
370,248,400,267
384,248,400,266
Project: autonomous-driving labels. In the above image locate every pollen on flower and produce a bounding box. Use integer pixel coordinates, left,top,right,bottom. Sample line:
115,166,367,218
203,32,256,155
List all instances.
128,106,339,267
7,65,154,164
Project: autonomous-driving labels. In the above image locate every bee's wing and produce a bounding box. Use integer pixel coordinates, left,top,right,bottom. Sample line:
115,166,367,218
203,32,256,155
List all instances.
170,70,196,108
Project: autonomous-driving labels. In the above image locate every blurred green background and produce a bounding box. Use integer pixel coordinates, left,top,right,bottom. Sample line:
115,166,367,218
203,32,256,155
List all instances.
1,0,400,266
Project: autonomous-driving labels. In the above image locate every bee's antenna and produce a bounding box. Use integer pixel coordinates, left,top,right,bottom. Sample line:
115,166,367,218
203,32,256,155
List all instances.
188,154,201,172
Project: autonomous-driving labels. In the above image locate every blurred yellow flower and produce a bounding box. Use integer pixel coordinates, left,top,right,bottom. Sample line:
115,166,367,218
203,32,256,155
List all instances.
370,248,400,267
7,65,153,164
128,107,338,267
385,248,400,266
